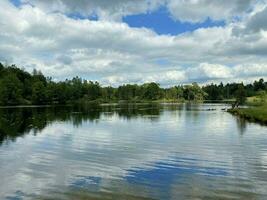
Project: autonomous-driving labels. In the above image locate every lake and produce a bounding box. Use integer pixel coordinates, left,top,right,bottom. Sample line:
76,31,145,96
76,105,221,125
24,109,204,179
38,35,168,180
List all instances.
0,103,267,200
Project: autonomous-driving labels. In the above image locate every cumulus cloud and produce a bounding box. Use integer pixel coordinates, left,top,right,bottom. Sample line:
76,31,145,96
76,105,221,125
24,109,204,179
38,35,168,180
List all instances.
246,6,267,33
0,0,267,86
186,63,267,84
188,63,233,80
21,0,161,21
22,0,254,22
103,70,186,86
167,0,254,23
233,5,267,35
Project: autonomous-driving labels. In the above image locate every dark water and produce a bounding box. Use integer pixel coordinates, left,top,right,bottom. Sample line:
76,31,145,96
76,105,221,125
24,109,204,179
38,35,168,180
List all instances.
0,103,267,200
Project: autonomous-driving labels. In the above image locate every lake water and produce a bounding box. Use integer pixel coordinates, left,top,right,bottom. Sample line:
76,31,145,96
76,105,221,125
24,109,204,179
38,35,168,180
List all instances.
0,103,267,200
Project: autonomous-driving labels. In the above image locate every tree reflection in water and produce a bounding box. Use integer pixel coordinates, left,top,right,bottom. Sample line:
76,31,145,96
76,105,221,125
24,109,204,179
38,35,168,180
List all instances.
0,103,162,145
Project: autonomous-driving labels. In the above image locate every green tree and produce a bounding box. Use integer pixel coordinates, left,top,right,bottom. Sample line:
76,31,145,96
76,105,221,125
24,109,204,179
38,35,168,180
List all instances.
233,84,246,108
254,78,265,91
32,81,47,104
184,83,206,101
0,63,4,75
165,87,180,100
0,74,23,105
142,82,162,100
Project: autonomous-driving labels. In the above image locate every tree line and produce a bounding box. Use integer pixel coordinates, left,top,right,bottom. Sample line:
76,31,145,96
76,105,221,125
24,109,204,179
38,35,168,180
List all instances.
0,63,266,106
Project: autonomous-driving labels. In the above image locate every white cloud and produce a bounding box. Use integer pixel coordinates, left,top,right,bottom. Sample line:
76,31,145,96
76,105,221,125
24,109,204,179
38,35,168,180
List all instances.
103,70,186,86
188,63,233,80
22,0,254,23
233,5,267,35
21,0,161,21
233,63,267,77
0,0,267,86
187,63,267,84
167,0,254,23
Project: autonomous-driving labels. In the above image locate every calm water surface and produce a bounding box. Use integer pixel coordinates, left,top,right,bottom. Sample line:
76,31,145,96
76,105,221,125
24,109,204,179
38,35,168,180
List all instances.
0,103,267,200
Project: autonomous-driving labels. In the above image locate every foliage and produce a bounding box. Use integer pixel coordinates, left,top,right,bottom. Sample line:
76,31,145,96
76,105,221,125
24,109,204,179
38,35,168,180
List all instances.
183,83,207,101
0,74,23,105
0,63,266,105
234,83,247,106
228,103,267,124
203,80,267,102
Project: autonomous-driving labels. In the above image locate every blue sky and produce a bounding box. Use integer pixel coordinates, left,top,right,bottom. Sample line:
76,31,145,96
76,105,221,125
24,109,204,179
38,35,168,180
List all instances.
123,7,225,35
9,0,22,7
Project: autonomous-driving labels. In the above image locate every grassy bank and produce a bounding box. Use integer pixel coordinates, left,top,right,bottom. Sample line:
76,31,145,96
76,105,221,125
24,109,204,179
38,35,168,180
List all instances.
228,106,267,124
228,95,267,124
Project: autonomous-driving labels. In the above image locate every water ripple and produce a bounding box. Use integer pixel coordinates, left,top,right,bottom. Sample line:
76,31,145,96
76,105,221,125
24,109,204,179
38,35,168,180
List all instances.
0,104,267,199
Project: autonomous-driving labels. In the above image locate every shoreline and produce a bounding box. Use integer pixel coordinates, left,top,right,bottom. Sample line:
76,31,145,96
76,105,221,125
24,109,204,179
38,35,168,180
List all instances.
0,100,234,109
227,106,267,125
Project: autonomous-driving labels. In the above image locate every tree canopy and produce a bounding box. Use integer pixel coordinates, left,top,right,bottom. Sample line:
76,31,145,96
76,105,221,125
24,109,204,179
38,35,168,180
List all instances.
0,63,266,106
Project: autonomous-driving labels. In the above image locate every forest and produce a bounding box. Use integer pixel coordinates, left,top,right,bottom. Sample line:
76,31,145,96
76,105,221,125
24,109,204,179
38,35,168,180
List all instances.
0,63,266,106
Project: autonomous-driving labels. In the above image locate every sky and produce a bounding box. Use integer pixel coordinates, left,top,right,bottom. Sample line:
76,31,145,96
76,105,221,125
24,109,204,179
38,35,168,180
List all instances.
1,0,267,86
